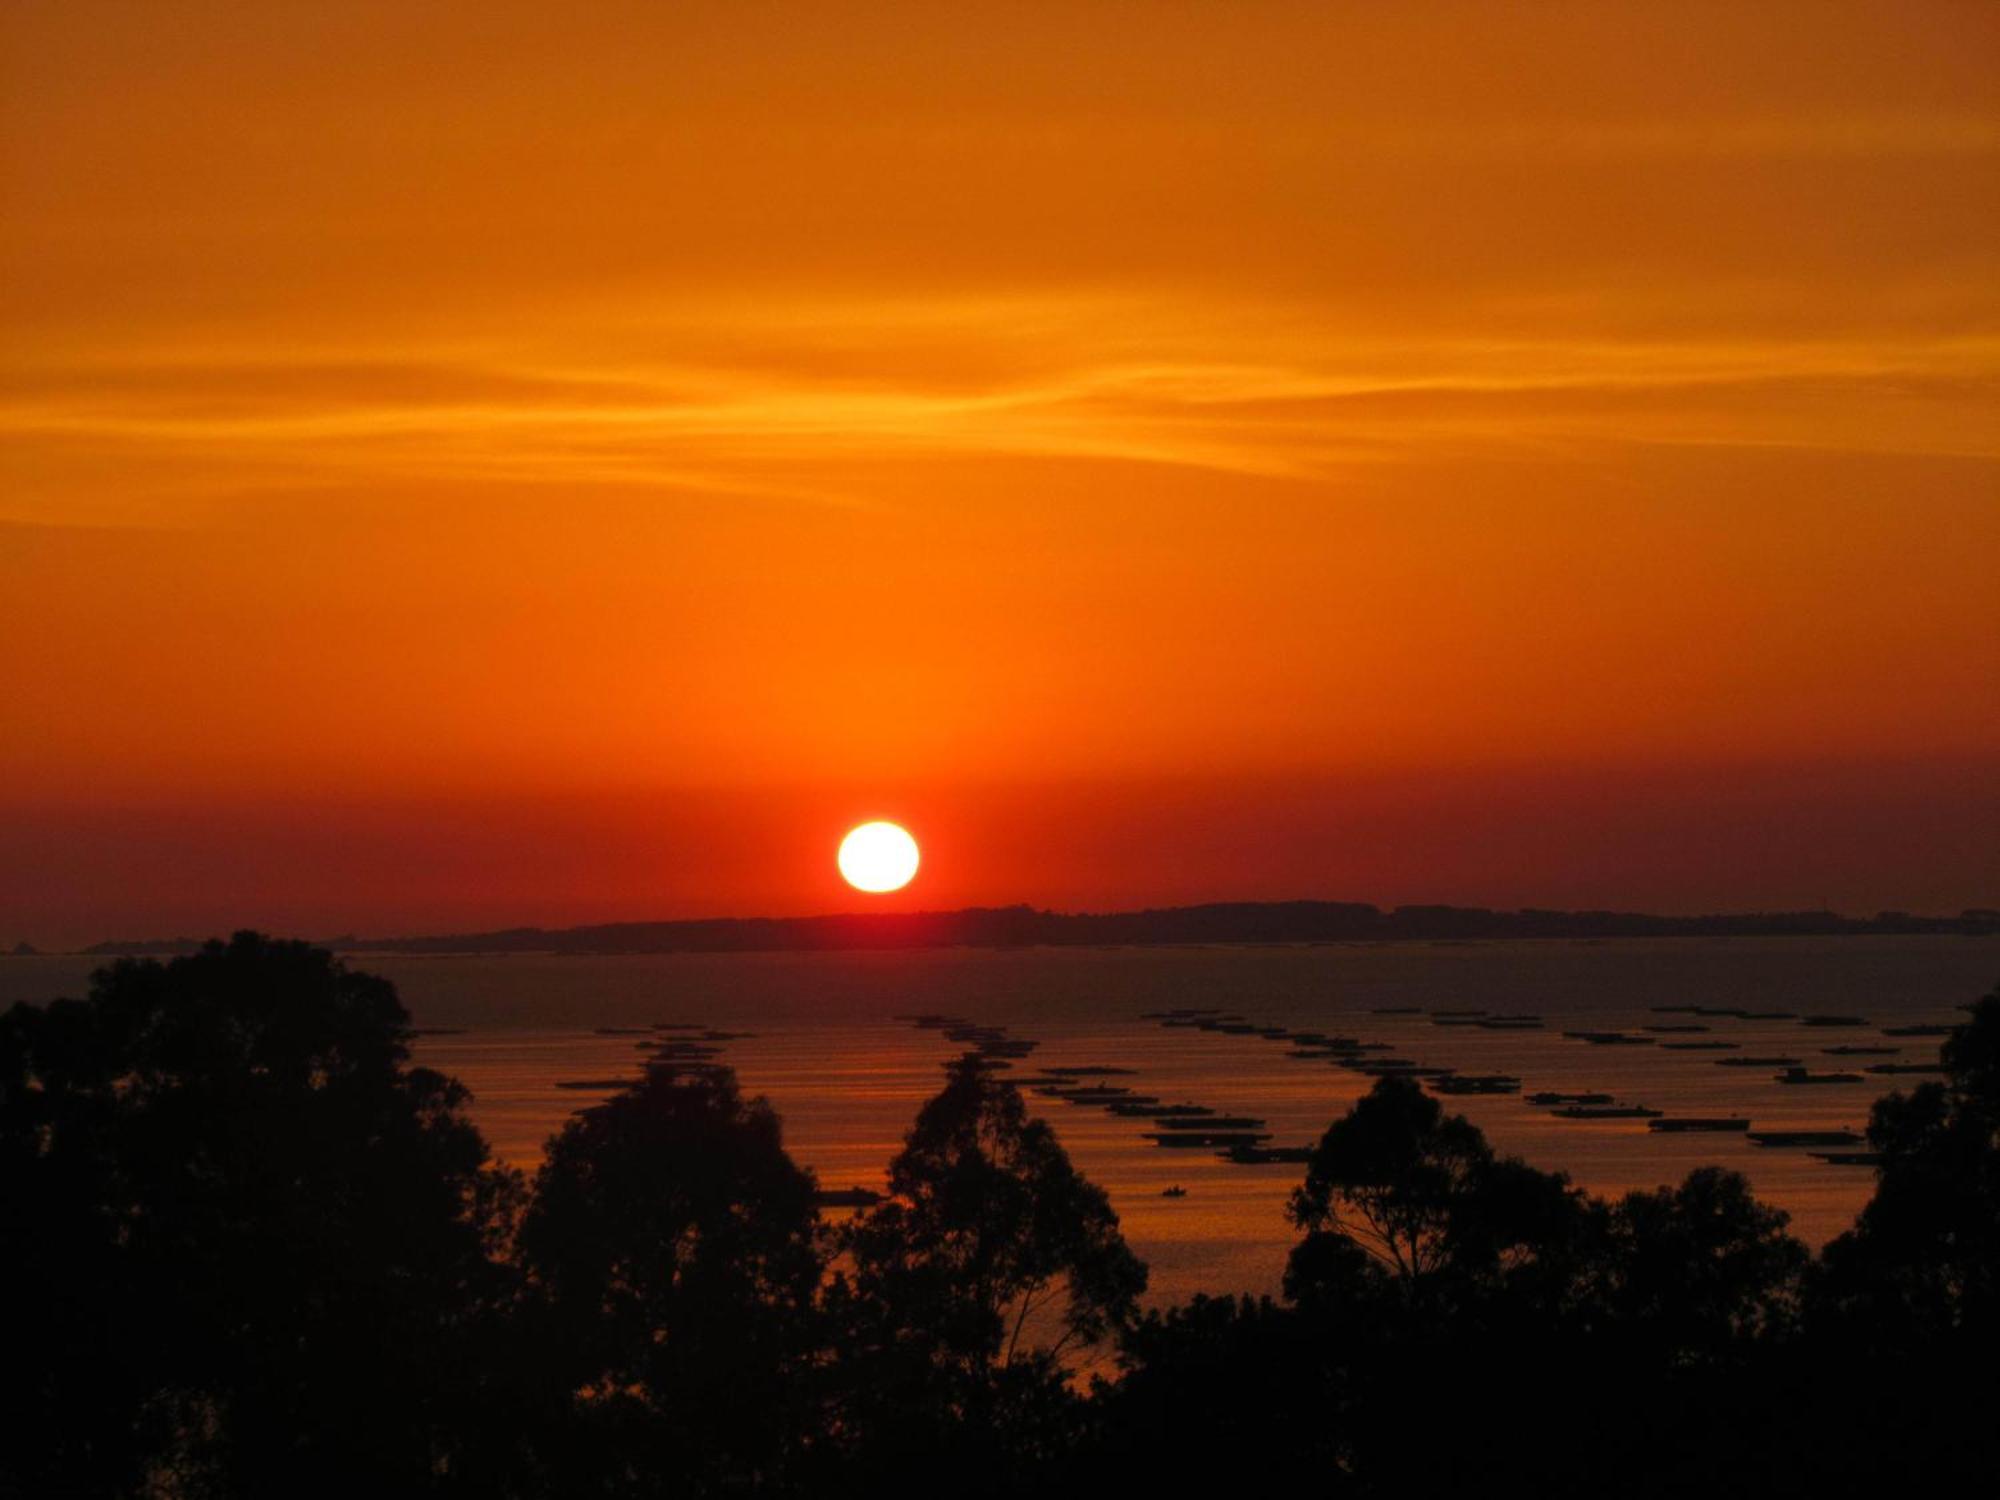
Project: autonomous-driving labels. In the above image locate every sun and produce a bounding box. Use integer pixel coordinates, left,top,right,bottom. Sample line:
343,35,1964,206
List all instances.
838,821,919,893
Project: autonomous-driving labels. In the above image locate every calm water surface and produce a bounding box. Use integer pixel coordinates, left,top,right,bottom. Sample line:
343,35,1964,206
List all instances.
8,938,1993,1306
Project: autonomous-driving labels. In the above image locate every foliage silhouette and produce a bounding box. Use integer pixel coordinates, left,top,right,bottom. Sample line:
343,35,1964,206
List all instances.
1285,1072,1596,1319
0,933,518,1498
828,1054,1145,1490
1816,983,2000,1338
516,1066,826,1496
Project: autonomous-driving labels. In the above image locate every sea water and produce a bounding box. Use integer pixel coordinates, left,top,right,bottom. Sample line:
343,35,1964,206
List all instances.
7,937,1993,1306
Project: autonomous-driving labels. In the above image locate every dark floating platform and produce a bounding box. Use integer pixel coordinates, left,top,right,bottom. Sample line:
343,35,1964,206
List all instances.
813,1186,884,1208
1775,1068,1865,1085
1145,1131,1273,1148
1527,1091,1613,1106
1552,1104,1663,1119
1429,1074,1521,1095
1648,1117,1752,1133
1716,1056,1803,1067
1107,1101,1214,1118
1563,1030,1658,1046
1220,1144,1315,1165
1752,1130,1864,1148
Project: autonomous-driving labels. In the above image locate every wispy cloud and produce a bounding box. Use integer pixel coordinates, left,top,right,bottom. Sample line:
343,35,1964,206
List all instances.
4,299,1994,526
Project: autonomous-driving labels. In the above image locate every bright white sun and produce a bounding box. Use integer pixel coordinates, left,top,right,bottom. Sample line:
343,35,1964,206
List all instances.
838,821,919,893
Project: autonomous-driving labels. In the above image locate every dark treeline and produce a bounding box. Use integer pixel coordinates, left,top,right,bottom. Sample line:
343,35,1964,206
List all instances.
4,935,1996,1497
78,899,2000,956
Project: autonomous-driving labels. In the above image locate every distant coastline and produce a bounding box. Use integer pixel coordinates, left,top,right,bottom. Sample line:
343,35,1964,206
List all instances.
68,901,2000,957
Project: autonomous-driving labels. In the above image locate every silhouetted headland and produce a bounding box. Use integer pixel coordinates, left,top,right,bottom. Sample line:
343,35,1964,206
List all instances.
75,901,2000,956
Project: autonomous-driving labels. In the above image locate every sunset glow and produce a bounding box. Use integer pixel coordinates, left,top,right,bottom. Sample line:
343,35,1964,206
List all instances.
1,2,1995,945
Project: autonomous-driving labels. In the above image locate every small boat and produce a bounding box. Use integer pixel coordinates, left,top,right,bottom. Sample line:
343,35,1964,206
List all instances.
1824,1045,1899,1056
1160,1185,1188,1198
554,1078,630,1090
1775,1067,1864,1085
1648,1117,1752,1133
1881,1024,1954,1037
1809,1151,1884,1167
1864,1063,1947,1076
1800,1015,1870,1028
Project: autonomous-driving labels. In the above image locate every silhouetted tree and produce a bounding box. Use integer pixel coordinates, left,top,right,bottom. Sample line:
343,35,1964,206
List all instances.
829,1055,1145,1489
516,1066,825,1497
1285,1074,1591,1316
1088,1294,1353,1492
1816,984,2000,1338
1599,1166,1806,1361
0,933,518,1498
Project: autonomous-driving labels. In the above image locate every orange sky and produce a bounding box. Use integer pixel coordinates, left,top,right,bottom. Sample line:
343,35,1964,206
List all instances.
3,2,1997,945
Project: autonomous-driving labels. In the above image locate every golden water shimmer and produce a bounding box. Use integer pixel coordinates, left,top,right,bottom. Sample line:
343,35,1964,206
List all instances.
208,938,2000,1304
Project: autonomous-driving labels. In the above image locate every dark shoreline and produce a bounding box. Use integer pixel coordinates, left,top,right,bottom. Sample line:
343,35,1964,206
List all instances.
77,900,2000,957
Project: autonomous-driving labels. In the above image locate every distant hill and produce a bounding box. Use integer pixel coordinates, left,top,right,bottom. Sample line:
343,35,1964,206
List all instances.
80,902,1998,956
